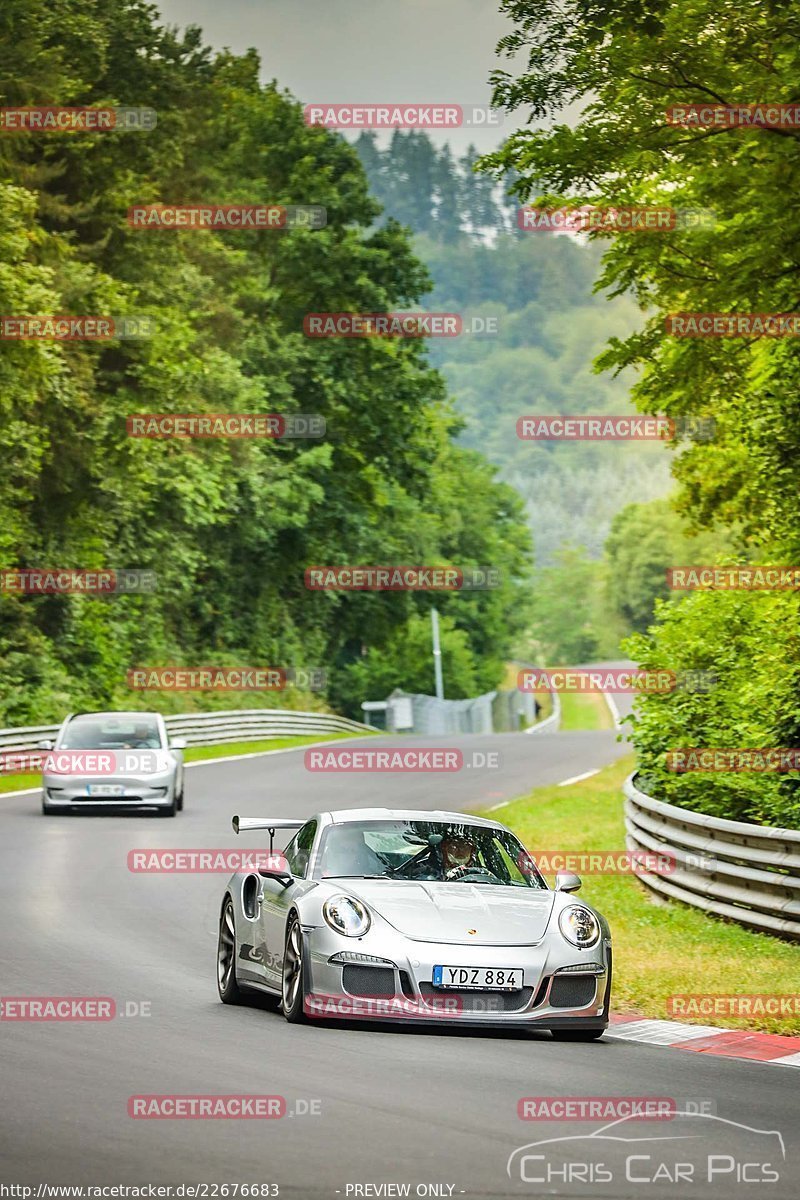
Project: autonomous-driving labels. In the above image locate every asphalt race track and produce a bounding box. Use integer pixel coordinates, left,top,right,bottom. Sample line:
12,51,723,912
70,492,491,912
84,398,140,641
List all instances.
1,725,797,1197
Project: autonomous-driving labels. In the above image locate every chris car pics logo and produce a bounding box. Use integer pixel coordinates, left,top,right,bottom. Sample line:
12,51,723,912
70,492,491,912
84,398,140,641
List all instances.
507,1112,785,1188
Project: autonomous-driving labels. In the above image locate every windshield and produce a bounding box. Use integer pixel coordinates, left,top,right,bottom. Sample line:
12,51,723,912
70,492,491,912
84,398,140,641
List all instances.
315,819,546,888
59,715,163,750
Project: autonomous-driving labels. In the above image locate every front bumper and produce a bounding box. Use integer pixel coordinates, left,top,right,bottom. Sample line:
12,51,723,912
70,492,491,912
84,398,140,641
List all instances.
305,924,611,1028
42,773,175,810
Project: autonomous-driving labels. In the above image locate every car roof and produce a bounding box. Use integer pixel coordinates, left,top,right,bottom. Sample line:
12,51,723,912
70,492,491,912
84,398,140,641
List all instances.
68,705,163,715
67,711,162,721
322,807,506,830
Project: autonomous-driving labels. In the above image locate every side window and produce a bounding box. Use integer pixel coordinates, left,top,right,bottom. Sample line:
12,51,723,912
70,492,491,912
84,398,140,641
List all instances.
285,821,317,878
282,831,300,872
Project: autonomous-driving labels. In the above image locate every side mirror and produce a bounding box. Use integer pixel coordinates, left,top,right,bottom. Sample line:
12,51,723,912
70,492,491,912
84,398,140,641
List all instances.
555,871,582,894
170,737,187,750
37,739,54,751
259,865,293,888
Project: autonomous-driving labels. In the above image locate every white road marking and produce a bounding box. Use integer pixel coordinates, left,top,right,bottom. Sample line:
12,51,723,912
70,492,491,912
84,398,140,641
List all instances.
609,1019,800,1066
604,691,623,730
609,1018,731,1045
557,768,600,788
771,1052,800,1068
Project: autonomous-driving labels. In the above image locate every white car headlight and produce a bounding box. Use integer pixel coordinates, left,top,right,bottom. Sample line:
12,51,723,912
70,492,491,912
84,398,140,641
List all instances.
558,905,600,948
323,895,371,937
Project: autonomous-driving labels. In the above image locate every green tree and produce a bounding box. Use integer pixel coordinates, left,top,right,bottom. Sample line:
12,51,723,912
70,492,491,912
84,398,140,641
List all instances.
482,0,800,554
482,0,800,825
529,546,602,664
625,592,800,826
338,612,481,712
0,0,534,723
605,499,738,632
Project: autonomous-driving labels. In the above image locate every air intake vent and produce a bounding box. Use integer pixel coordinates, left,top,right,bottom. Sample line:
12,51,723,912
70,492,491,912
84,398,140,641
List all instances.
531,977,550,1008
341,965,396,997
549,974,597,1009
399,970,415,999
419,984,532,1013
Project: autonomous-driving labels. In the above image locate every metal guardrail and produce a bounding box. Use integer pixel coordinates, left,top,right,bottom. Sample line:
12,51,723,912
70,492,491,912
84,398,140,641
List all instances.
509,661,561,735
0,709,374,752
525,687,561,735
624,772,800,940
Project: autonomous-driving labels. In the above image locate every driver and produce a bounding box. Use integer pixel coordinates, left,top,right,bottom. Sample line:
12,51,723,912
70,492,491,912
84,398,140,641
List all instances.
126,722,156,749
441,835,478,879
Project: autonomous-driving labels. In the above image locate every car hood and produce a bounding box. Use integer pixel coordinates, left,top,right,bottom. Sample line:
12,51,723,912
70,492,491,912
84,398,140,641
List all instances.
42,749,174,781
341,880,555,945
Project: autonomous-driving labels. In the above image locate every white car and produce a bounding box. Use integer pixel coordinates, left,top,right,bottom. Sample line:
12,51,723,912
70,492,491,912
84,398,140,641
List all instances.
40,711,186,817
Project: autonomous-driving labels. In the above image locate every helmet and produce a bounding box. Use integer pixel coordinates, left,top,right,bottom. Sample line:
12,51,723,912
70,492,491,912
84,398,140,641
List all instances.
441,835,476,875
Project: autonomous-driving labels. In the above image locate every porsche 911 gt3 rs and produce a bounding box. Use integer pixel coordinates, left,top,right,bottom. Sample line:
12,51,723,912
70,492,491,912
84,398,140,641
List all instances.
216,808,612,1038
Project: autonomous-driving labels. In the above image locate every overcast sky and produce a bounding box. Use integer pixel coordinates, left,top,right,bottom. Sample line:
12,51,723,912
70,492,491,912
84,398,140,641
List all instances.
154,0,527,152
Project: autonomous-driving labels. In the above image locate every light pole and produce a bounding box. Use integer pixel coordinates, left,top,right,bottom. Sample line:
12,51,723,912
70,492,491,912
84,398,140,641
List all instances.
431,607,444,700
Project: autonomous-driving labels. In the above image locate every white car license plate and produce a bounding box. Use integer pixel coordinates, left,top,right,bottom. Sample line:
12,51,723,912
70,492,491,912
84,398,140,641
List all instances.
86,784,125,797
433,966,523,991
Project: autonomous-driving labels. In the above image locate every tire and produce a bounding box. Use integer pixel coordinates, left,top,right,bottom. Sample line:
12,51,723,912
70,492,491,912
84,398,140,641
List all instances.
157,793,177,818
217,897,247,1004
176,785,184,812
281,915,307,1024
550,1028,606,1041
41,802,65,816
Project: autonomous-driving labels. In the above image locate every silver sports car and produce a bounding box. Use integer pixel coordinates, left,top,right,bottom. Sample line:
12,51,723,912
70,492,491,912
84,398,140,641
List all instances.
40,711,186,817
217,808,612,1038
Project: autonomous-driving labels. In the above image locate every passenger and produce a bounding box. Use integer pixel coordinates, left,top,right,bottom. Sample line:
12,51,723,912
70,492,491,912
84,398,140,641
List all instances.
322,827,385,878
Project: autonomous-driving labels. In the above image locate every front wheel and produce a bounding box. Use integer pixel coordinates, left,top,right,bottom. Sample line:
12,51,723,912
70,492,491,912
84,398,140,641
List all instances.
281,916,307,1023
551,1028,606,1041
157,793,177,818
217,898,247,1004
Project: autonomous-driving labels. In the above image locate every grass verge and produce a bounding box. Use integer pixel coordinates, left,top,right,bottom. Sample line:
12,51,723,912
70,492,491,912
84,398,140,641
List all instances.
482,755,800,1035
559,690,613,731
183,731,365,764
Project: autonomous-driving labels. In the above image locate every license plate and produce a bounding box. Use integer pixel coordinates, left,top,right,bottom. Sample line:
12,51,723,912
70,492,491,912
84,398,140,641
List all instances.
433,966,523,991
86,784,125,797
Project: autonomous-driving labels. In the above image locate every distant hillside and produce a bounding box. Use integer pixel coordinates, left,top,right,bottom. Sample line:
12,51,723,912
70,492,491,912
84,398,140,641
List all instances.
354,132,674,565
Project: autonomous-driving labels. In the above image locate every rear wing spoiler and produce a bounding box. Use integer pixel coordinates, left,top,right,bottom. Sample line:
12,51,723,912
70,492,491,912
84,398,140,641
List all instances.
233,815,305,851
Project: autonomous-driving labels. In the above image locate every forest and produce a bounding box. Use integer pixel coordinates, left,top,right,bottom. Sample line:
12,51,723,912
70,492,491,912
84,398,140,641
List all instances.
0,0,532,724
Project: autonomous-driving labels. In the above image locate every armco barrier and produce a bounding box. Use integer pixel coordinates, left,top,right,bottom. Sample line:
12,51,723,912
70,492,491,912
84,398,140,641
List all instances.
510,660,561,735
624,772,800,940
0,709,373,753
525,688,561,735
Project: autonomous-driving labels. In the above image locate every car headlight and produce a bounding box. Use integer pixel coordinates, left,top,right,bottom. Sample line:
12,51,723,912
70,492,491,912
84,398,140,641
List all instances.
558,905,600,948
323,895,371,937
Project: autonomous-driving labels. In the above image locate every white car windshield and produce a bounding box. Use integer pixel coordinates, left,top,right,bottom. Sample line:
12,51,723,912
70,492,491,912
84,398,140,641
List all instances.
60,715,162,749
316,819,546,887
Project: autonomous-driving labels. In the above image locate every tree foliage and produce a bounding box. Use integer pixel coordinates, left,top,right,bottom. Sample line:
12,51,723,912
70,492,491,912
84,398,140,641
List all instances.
353,132,518,240
604,499,738,633
483,0,800,552
485,0,800,824
0,0,532,723
354,134,673,565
